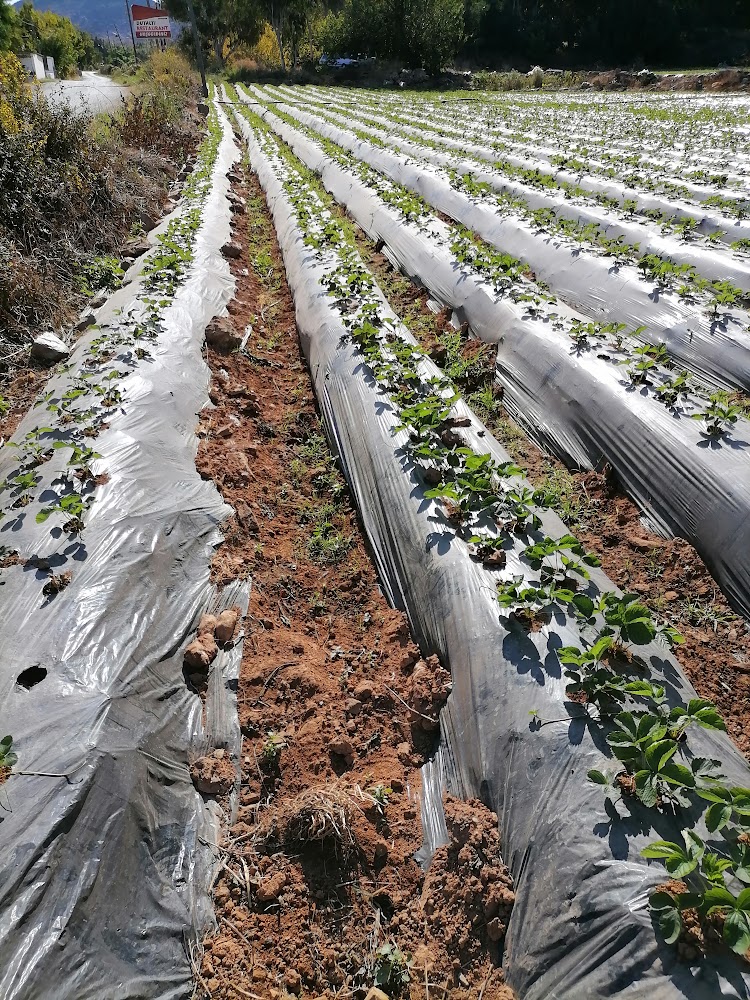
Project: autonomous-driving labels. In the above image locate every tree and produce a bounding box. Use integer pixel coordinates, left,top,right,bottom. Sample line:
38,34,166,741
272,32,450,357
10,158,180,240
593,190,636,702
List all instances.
11,3,94,76
317,0,465,73
258,0,318,70
164,0,264,65
0,0,20,52
403,0,465,73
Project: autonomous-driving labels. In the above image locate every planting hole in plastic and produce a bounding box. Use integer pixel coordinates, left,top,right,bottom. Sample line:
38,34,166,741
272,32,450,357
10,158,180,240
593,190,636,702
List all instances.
16,665,47,690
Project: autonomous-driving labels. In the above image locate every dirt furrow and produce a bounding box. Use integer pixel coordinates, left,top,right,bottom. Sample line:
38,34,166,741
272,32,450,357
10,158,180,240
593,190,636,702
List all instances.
193,151,515,1000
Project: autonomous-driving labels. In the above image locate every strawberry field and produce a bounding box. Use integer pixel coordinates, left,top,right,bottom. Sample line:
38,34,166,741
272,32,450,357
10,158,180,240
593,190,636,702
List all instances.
2,83,750,1000
221,84,750,999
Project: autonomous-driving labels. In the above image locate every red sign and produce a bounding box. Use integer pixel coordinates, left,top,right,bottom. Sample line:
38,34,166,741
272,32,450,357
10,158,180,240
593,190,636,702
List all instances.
131,4,172,39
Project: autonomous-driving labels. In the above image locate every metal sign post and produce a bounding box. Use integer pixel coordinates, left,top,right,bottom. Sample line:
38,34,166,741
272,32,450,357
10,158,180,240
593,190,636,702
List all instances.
184,0,208,99
125,0,139,62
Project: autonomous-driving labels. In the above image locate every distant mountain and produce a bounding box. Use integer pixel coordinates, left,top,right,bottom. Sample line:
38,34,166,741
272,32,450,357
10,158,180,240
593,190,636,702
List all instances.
18,1,175,42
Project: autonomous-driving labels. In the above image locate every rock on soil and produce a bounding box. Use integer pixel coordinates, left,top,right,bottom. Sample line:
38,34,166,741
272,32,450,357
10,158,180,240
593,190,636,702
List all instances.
121,239,151,260
205,316,242,353
408,655,452,731
221,241,243,260
215,606,240,644
30,332,70,363
191,749,236,795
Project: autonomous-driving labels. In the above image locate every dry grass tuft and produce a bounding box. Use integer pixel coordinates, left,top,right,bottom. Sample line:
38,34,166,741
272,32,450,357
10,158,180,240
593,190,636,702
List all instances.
257,785,364,856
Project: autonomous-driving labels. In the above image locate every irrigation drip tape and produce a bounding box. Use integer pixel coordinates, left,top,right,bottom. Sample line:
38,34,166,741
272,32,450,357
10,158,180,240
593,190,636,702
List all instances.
240,90,750,622
233,99,750,1000
259,89,750,393
0,104,244,999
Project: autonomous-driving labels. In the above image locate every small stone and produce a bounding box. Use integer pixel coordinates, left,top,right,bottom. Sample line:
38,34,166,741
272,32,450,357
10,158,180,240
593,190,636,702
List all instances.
344,698,363,717
663,590,679,602
398,651,418,671
292,643,304,654
121,239,150,260
31,331,70,363
197,614,218,636
215,607,240,644
184,634,218,670
486,917,506,942
283,969,301,994
216,424,234,439
205,316,242,353
353,681,374,700
235,501,259,534
373,840,388,865
257,871,287,902
329,735,354,756
626,529,664,551
139,210,157,231
75,309,96,331
364,989,390,1000
221,241,243,260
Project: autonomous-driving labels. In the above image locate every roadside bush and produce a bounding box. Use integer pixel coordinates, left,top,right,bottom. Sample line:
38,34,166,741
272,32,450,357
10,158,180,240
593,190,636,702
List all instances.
0,50,199,351
472,69,527,90
143,48,197,105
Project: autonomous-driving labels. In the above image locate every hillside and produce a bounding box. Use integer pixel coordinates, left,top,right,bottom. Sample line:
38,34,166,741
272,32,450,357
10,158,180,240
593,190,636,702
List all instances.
18,1,157,40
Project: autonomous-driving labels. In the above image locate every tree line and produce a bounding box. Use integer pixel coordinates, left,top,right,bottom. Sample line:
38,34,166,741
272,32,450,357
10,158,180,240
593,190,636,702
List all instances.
165,0,749,75
0,1,96,76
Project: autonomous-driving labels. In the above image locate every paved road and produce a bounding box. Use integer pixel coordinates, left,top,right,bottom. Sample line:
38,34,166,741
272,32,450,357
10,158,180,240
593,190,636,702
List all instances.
41,71,130,114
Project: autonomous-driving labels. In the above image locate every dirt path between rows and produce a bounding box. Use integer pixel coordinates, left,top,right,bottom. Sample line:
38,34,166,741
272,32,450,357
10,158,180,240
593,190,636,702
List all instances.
192,152,515,1000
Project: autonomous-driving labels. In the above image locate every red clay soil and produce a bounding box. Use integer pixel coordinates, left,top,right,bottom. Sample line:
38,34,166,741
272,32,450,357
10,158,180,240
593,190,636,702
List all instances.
0,366,51,443
192,159,515,1000
356,239,750,757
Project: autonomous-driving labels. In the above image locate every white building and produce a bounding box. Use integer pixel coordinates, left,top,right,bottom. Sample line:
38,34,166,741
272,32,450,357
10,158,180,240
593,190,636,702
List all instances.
20,53,46,80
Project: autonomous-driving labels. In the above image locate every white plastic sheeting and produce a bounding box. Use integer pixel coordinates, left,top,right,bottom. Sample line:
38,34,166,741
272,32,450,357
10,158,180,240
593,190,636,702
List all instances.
237,91,750,622
279,86,750,288
250,87,750,392
234,104,750,1000
0,103,244,1000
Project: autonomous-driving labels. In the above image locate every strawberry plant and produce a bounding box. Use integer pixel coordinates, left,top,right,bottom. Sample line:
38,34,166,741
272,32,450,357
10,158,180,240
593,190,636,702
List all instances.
654,371,691,408
36,491,89,531
0,734,18,773
691,393,743,438
572,591,683,649
523,533,601,588
603,711,705,808
497,576,575,626
645,838,750,955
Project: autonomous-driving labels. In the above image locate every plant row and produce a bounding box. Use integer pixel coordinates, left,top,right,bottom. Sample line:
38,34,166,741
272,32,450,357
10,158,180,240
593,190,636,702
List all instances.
246,87,750,430
0,101,225,625
271,86,750,314
290,86,750,242
232,93,750,962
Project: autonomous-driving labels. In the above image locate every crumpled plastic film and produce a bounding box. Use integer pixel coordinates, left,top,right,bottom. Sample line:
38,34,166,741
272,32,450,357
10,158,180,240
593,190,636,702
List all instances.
0,102,240,1000
246,87,750,393
235,92,750,621
235,108,750,1000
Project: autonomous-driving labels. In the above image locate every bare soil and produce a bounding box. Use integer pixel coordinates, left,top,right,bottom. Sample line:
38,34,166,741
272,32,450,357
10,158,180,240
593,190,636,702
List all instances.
193,156,515,1000
355,238,750,756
